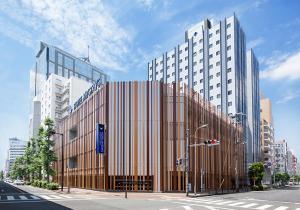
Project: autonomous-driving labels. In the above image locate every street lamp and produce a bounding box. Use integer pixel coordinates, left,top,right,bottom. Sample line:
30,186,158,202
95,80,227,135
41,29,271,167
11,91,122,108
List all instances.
51,132,64,192
230,112,246,192
193,124,208,195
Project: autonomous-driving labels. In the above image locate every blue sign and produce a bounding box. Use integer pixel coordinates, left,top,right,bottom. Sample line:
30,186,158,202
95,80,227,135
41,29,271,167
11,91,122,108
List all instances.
96,124,105,154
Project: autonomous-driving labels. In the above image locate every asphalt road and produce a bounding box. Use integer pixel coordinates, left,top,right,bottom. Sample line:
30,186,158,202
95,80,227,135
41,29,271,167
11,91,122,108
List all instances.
0,181,300,210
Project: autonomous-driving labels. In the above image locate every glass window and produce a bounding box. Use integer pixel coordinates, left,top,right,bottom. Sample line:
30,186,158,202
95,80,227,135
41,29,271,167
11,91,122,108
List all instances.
227,23,231,28
64,56,74,70
57,52,63,65
216,40,220,45
209,33,212,38
227,46,231,50
228,79,232,84
227,34,231,39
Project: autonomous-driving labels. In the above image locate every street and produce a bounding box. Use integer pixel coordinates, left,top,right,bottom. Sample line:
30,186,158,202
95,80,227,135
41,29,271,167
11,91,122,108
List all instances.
0,181,300,210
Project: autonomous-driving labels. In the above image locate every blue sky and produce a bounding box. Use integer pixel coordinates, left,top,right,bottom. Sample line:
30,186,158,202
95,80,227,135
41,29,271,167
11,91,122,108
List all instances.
0,0,300,170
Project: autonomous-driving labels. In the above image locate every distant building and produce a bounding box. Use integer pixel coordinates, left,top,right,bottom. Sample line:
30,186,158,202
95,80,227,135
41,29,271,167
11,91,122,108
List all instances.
274,140,287,173
260,97,275,184
29,42,108,137
286,148,297,176
5,138,27,174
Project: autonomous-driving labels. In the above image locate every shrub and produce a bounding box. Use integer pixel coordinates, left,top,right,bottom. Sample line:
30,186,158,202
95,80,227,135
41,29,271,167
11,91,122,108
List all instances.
47,182,59,190
41,180,48,189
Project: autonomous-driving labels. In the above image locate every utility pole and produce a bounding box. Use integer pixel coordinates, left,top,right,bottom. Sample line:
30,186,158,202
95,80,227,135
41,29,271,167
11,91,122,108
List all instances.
185,129,189,196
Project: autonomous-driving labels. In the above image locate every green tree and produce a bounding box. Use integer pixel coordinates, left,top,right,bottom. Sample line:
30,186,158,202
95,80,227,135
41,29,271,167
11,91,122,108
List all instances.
10,156,26,180
0,170,4,180
248,162,264,186
40,118,57,182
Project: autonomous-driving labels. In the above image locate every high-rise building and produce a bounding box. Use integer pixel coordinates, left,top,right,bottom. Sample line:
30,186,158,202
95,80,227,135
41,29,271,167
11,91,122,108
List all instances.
40,74,91,124
247,50,260,162
260,97,275,184
5,138,27,173
147,15,259,166
29,42,109,137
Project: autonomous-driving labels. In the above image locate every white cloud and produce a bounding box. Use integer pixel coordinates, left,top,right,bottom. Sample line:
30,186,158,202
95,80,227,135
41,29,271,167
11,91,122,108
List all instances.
276,90,300,104
136,0,154,10
260,51,300,80
247,37,264,49
0,0,136,72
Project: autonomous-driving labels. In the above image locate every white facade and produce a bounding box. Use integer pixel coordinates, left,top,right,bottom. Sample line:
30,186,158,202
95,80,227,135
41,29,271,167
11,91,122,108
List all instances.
247,50,260,162
274,140,287,173
5,137,27,173
148,15,256,164
41,74,91,125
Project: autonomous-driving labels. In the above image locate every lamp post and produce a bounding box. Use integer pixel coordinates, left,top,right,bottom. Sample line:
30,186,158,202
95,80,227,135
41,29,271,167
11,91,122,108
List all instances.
52,132,64,191
193,124,208,195
185,129,190,197
230,112,246,192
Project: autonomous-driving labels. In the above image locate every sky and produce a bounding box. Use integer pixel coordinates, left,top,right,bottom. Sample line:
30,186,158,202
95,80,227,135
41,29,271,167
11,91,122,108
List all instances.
0,0,300,170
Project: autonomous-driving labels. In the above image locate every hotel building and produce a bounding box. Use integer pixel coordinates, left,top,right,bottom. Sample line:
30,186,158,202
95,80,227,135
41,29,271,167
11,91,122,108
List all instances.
29,42,108,137
53,81,245,193
147,15,260,166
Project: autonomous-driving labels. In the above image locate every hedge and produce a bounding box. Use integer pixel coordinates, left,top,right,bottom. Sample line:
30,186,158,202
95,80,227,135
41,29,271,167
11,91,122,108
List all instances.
30,180,59,190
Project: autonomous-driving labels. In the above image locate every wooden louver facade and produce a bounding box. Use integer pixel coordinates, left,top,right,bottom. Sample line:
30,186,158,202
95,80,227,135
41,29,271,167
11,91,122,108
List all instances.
53,81,245,193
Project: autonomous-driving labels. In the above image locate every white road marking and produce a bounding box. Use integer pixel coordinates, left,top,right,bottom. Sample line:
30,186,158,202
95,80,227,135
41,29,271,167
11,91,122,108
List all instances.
59,195,72,198
183,206,193,210
159,209,168,210
214,200,236,205
7,196,14,200
40,195,51,199
240,203,258,208
30,195,40,200
255,205,273,209
228,202,245,206
273,207,288,210
48,195,63,199
19,196,28,200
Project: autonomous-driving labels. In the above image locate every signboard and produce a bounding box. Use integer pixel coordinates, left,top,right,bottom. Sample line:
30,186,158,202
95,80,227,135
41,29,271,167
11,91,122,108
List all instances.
96,124,105,154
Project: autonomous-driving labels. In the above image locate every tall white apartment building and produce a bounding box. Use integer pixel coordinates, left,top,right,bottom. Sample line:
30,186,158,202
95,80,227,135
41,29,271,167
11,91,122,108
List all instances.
41,74,91,124
148,15,259,165
5,137,27,173
274,140,287,173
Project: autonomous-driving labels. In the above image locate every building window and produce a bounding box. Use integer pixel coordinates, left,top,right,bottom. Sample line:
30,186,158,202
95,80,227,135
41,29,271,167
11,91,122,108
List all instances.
200,69,203,73
209,96,213,101
227,45,231,50
216,40,220,45
200,89,204,93
228,90,232,95
179,59,183,63
194,81,197,86
227,23,231,28
160,69,163,73
209,54,213,58
227,34,231,39
185,66,189,70
210,85,213,90
216,72,220,77
227,56,232,61
172,54,175,58
217,94,221,98
217,83,221,87
209,64,213,69
193,72,197,76
209,33,212,38
167,66,170,69
150,67,152,70
167,57,170,61
185,75,188,79
193,42,197,47
193,52,197,56
179,78,183,81
209,44,213,48
216,61,220,66
167,74,170,78
209,75,213,80
185,47,188,51
228,101,232,106
179,68,183,72
155,72,158,75
199,39,203,43
199,49,203,53
160,61,163,64
200,59,203,63
200,79,203,83
228,79,232,84
185,56,188,61
216,29,220,34
172,63,175,67
193,61,197,66
179,50,182,54
69,126,78,140
172,72,175,76
216,51,220,55
227,68,232,72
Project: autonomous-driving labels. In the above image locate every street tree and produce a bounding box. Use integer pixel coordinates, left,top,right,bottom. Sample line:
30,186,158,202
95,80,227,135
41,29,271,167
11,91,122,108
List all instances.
248,162,264,186
0,170,4,180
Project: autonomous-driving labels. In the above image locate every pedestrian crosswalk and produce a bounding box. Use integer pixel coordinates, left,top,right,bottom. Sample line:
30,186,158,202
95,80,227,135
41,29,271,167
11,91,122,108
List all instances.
0,194,74,202
158,197,300,210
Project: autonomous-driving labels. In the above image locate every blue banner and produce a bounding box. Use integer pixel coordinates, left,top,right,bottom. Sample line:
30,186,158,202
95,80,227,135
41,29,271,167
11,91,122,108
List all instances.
96,124,105,154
